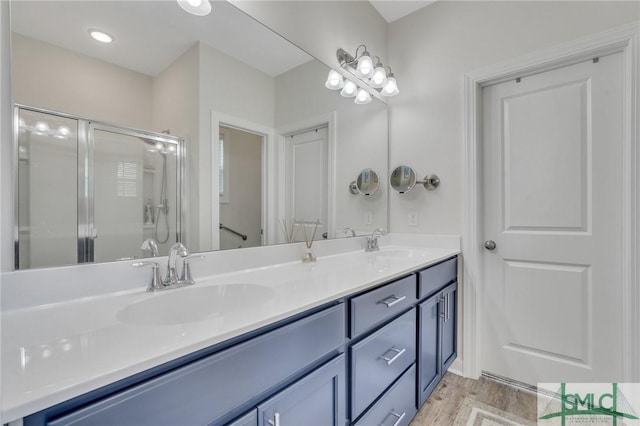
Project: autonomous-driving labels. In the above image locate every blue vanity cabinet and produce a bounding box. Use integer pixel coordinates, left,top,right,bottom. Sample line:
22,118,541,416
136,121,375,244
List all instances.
347,274,418,424
257,355,345,426
417,256,458,407
417,292,441,406
29,304,345,426
441,282,458,372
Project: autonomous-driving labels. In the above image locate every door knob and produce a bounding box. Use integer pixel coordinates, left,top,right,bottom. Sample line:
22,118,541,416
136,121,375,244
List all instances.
484,240,496,251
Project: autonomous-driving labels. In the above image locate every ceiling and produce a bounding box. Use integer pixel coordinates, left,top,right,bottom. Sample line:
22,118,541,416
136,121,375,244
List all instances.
10,0,435,79
370,0,435,23
10,0,312,77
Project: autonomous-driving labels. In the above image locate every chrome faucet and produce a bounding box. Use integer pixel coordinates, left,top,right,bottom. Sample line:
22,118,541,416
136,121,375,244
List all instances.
133,242,200,292
343,226,356,237
366,228,385,252
165,242,189,286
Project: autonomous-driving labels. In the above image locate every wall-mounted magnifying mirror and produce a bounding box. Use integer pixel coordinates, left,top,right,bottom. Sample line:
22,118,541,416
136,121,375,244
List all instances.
390,165,440,193
349,168,380,196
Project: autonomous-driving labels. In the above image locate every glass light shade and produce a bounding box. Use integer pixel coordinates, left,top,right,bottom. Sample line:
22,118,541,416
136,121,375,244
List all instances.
340,80,358,97
354,89,372,105
35,121,49,132
324,70,344,90
370,66,388,89
58,125,71,136
177,0,212,16
381,76,399,96
356,54,374,78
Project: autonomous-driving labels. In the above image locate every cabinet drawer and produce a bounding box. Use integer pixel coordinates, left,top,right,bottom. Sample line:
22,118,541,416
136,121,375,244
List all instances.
350,275,416,337
354,364,417,426
418,257,457,299
350,309,416,419
48,304,345,426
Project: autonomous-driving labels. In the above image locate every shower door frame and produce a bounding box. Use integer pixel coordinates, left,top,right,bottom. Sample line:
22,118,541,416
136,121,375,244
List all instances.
13,104,185,269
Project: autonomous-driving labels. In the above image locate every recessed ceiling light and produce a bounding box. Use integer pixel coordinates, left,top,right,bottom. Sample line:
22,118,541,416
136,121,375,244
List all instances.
89,29,114,44
177,0,212,16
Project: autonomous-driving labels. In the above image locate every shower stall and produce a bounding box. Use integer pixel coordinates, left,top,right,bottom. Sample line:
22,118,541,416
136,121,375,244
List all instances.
14,105,184,270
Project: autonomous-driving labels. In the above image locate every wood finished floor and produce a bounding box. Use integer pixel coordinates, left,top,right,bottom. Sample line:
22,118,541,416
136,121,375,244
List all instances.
410,372,538,425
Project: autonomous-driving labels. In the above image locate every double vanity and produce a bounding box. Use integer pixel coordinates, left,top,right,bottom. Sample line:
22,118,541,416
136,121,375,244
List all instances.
1,235,459,425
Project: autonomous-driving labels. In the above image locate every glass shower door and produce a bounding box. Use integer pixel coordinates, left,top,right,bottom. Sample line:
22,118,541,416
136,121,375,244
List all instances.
92,127,179,263
15,105,183,269
16,108,79,269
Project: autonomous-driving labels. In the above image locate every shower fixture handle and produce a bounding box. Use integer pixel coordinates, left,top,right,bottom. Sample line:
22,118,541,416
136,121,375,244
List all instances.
132,261,163,292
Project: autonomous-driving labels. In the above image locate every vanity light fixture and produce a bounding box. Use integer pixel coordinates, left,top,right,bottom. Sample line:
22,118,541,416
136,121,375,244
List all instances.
177,0,212,16
324,44,399,105
88,29,114,44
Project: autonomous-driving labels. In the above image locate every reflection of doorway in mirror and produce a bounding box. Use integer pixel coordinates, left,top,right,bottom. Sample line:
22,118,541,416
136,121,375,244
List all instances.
285,127,329,242
218,126,263,250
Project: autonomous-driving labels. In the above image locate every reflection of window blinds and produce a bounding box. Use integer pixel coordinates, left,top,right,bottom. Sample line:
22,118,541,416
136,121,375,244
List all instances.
117,161,137,197
219,134,224,196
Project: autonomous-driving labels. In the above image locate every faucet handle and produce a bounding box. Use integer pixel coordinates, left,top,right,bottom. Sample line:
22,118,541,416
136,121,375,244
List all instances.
132,261,163,292
180,255,204,284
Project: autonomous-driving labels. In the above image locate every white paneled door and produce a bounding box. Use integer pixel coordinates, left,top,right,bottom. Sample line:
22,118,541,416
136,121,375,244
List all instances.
285,127,328,241
481,53,624,385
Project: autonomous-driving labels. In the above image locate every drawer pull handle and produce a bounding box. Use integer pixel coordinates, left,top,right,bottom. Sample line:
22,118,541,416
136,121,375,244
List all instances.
267,412,280,426
379,347,406,365
378,295,406,307
384,410,406,426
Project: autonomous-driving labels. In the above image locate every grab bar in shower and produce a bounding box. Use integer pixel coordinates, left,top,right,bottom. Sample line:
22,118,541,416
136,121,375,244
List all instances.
219,223,248,241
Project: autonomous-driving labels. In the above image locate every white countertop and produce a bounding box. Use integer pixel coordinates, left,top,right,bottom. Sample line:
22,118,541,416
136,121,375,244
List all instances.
1,237,459,422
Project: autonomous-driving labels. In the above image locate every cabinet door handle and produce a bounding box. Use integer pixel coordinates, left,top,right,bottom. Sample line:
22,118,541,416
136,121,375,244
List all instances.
446,293,450,322
378,295,406,307
440,294,446,319
445,293,451,322
267,412,280,426
379,347,406,365
384,410,406,426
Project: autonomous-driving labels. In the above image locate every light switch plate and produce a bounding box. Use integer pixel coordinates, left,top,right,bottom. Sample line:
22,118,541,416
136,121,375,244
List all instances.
365,211,373,225
408,211,418,226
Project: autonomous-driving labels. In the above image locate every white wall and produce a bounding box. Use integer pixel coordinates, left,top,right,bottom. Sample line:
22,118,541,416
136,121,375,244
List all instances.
152,44,200,249
387,1,640,235
11,34,153,129
197,42,275,251
1,0,12,272
275,59,388,235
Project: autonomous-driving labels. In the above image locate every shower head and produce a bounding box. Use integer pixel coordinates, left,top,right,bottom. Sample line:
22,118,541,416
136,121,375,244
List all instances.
139,137,176,155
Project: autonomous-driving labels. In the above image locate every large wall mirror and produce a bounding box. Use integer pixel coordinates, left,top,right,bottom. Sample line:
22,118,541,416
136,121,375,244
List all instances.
10,0,388,269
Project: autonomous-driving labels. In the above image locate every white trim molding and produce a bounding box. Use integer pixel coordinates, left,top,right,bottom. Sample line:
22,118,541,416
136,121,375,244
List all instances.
209,111,275,251
462,21,640,381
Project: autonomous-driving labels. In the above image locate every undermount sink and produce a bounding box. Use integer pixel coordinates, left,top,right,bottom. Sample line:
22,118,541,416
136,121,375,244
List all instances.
117,284,275,326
